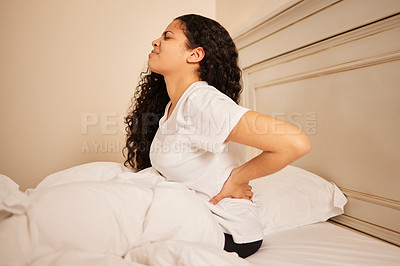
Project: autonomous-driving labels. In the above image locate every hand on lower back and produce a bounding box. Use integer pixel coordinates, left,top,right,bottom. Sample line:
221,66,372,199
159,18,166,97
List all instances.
209,168,254,205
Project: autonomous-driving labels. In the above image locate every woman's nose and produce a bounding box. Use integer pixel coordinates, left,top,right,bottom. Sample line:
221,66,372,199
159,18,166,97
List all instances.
152,38,160,47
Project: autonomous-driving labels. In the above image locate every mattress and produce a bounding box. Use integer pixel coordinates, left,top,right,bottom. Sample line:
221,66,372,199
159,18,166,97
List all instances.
246,221,400,266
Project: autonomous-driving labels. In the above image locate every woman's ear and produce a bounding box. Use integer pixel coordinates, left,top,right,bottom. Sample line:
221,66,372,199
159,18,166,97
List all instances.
187,47,205,63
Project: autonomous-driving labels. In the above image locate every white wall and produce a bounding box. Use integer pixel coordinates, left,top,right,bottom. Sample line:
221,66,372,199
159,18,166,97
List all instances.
0,0,215,191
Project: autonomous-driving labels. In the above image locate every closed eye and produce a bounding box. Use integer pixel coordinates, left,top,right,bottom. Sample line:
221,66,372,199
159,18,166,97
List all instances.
162,30,173,40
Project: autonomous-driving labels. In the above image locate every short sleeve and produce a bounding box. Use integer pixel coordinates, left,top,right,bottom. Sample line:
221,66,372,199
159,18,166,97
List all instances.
187,88,250,153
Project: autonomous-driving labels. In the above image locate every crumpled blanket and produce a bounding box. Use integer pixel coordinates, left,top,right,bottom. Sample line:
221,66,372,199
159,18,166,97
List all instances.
0,162,251,266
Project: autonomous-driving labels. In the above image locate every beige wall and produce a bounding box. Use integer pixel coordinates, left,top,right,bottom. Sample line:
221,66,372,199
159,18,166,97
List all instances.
0,0,215,191
0,0,295,191
216,0,293,36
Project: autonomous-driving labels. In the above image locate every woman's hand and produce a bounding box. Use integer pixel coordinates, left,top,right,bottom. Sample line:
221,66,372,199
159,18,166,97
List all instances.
209,168,254,205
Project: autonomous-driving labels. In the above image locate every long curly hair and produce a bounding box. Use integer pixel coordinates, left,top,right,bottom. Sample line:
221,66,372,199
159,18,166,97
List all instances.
123,14,243,171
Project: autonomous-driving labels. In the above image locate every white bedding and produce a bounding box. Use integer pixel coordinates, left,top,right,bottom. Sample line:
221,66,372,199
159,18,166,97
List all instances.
1,162,397,265
0,162,250,266
247,221,400,266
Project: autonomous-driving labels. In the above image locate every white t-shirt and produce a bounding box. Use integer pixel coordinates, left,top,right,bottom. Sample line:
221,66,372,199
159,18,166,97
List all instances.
149,81,264,243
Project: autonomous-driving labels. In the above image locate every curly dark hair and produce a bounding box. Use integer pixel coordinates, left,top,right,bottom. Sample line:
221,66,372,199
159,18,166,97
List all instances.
123,14,243,171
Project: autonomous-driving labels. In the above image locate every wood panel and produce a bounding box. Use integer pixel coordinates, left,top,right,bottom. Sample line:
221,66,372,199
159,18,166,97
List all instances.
235,0,400,246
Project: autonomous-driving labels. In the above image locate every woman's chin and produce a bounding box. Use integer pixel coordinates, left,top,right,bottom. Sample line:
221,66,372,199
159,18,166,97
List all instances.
147,63,160,74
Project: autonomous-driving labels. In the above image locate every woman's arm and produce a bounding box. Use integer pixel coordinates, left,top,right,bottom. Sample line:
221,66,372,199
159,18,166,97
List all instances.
209,110,311,205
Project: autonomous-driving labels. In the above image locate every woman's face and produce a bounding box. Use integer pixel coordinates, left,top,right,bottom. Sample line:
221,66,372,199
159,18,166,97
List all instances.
148,20,192,75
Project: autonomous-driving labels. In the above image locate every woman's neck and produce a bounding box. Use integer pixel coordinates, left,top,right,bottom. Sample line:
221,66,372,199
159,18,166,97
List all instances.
164,74,201,109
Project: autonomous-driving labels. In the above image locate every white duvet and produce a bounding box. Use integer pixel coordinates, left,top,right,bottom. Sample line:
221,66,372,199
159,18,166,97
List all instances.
0,162,251,266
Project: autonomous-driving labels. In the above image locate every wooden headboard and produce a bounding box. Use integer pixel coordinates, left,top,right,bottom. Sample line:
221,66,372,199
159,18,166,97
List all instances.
234,0,400,246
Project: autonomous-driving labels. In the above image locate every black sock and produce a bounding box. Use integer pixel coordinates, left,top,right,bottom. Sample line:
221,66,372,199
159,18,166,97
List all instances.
223,233,263,258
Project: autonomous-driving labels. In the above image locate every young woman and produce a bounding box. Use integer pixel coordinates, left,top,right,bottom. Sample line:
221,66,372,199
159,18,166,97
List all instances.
124,14,311,258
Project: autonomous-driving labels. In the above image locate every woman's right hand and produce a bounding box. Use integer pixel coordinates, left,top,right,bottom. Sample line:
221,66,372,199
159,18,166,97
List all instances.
209,168,254,205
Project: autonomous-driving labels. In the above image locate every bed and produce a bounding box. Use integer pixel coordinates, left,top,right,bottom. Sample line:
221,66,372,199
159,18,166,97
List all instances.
1,0,399,265
0,161,398,265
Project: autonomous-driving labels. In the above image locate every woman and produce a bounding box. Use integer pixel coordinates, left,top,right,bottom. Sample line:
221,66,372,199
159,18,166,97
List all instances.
124,14,311,258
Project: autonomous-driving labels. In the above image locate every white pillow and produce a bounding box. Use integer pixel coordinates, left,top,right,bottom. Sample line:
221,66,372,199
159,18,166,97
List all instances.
250,165,347,234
